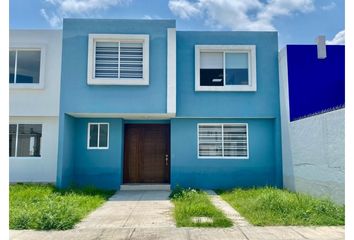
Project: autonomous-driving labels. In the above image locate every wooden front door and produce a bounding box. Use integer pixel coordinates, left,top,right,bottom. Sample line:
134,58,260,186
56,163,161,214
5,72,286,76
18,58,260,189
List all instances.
123,124,170,183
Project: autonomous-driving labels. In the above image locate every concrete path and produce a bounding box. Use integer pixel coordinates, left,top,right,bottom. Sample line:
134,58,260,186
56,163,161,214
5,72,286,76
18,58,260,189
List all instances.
206,190,251,227
9,190,345,240
76,190,175,229
9,226,345,240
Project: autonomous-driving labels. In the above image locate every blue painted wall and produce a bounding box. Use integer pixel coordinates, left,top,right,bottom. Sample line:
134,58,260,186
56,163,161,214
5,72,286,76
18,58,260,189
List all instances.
173,31,283,188
56,114,76,188
171,118,280,189
287,45,345,121
176,31,280,118
73,118,124,190
57,20,283,189
60,19,175,114
57,19,175,188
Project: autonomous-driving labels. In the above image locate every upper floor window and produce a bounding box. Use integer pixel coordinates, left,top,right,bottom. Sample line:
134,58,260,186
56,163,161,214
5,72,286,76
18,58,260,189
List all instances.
195,45,257,91
9,47,45,89
87,34,149,85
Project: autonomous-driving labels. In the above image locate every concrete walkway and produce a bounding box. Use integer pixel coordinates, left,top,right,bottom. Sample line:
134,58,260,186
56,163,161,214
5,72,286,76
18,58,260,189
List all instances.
76,190,175,229
206,190,251,227
10,190,345,240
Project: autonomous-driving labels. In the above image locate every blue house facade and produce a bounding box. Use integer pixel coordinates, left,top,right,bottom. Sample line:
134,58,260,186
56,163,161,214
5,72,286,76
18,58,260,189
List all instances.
57,19,282,190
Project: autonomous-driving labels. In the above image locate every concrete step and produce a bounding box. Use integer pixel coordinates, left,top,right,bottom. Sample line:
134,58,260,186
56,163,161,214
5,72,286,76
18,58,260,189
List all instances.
120,184,171,191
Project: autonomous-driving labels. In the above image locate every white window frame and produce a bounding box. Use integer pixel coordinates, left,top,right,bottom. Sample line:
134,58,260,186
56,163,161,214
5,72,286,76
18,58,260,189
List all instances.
87,34,149,85
9,43,46,89
87,123,110,150
195,45,256,92
197,123,249,159
9,123,43,159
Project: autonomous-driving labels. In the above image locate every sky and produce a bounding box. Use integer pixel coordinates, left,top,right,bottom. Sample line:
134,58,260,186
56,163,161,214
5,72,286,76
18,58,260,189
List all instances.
9,0,345,48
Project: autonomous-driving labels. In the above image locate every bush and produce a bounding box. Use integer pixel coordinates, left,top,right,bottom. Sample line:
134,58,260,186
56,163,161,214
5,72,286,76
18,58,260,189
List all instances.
169,185,200,200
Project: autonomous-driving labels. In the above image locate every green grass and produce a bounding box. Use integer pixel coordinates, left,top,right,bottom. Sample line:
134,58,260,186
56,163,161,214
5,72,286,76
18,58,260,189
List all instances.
218,187,344,226
10,183,115,230
170,186,232,227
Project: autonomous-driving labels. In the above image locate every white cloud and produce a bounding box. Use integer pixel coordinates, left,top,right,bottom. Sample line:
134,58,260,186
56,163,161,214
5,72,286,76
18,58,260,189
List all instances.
321,2,336,11
168,0,201,19
142,15,153,20
41,0,131,27
326,30,345,45
142,15,161,20
40,9,61,28
168,0,315,31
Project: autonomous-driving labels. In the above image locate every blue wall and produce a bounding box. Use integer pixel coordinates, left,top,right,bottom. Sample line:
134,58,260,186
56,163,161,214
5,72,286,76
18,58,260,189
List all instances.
172,31,283,188
176,31,280,118
60,19,175,114
287,45,345,121
56,114,76,188
171,118,281,189
73,118,124,189
57,21,283,189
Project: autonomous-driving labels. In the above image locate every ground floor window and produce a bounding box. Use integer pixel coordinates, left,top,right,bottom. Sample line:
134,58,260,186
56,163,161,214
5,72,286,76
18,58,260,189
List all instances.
198,123,248,159
9,124,42,157
87,123,109,149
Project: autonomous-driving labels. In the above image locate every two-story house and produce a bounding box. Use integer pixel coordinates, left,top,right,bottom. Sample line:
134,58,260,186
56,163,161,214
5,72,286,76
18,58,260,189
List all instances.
56,19,283,190
9,30,62,182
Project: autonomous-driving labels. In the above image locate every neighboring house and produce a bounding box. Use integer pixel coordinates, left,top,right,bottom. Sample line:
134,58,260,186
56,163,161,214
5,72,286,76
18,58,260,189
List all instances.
56,19,283,190
9,30,62,183
279,38,345,204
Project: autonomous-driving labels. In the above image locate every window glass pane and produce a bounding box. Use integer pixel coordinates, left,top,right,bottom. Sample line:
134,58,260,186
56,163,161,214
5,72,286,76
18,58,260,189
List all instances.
9,51,16,83
200,52,224,86
120,42,143,79
223,125,248,157
9,124,17,157
198,125,222,157
99,124,108,147
225,53,249,85
16,50,41,84
95,42,119,78
89,124,98,147
17,124,42,157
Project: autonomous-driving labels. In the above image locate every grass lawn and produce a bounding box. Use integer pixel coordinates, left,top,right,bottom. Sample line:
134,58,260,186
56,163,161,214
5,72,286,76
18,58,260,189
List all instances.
170,187,232,227
218,187,344,226
10,184,114,230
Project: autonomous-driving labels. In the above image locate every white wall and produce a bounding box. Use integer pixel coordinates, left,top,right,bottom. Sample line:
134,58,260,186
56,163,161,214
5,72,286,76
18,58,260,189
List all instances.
10,116,59,183
10,30,62,117
9,30,62,183
279,48,345,204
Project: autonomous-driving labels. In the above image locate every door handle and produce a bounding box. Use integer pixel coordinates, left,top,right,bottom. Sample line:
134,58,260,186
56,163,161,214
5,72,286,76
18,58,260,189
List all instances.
165,154,169,166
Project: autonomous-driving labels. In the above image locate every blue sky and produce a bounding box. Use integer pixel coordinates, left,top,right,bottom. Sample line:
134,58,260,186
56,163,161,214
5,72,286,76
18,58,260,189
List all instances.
9,0,344,47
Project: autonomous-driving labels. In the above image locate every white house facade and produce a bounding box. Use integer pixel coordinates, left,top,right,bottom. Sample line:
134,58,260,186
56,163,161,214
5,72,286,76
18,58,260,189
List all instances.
9,30,62,183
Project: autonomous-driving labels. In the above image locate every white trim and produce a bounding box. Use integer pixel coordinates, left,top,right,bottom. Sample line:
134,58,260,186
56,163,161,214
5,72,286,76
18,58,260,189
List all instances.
87,34,149,85
68,112,175,119
9,43,47,89
197,123,249,159
195,45,257,92
9,123,43,159
167,28,176,114
87,122,110,150
67,113,275,119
